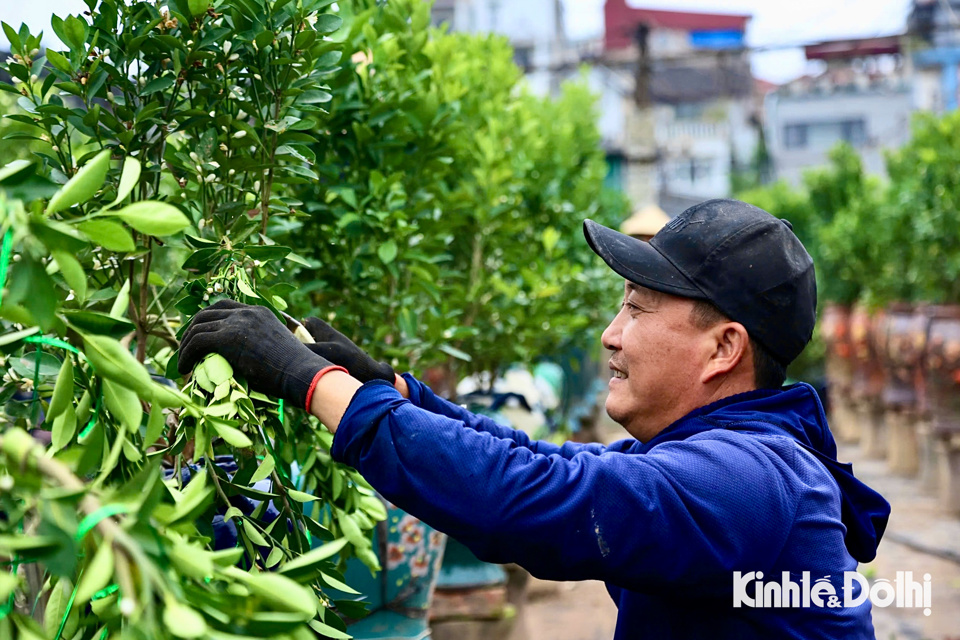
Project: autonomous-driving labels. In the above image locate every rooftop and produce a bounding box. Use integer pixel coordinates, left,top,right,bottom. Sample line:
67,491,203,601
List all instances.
605,0,751,50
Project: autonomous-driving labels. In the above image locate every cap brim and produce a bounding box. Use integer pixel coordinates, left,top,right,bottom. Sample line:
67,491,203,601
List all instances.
583,219,705,298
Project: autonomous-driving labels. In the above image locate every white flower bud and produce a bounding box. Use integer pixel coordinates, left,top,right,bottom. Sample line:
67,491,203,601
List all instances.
219,143,228,152
228,53,239,62
203,294,210,301
253,259,261,267
119,598,135,617
12,254,21,262
0,475,13,491
253,73,262,80
214,282,223,293
189,151,199,162
198,218,206,229
228,168,235,176
236,109,247,120
207,287,213,294
204,174,216,182
233,130,246,139
223,41,232,55
30,74,38,83
209,110,216,118
107,91,115,101
253,181,260,191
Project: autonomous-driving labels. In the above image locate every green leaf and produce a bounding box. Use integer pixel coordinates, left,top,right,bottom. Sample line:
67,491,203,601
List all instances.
63,311,135,339
377,240,398,264
438,343,472,362
44,579,77,638
113,201,190,236
75,543,114,605
210,420,252,448
78,219,135,252
52,250,87,303
110,278,130,319
320,571,359,595
141,75,175,95
0,571,19,601
163,600,208,639
0,159,33,183
249,455,275,484
145,403,166,447
46,149,111,215
161,469,213,526
287,490,318,503
62,15,87,52
51,402,77,451
234,570,317,618
202,353,233,385
314,14,343,34
111,157,141,205
297,90,332,104
171,541,213,580
45,49,73,75
46,356,74,420
187,0,210,17
0,326,39,347
308,620,352,639
82,334,154,397
103,379,143,432
241,518,269,546
279,538,348,579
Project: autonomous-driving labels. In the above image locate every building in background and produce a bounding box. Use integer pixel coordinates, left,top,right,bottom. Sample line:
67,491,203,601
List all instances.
909,0,960,112
764,36,914,185
430,0,576,96
595,2,759,216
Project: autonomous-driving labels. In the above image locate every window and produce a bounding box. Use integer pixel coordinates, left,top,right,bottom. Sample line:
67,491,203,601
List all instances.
784,124,808,149
431,6,455,28
670,157,714,183
783,119,867,150
514,46,533,72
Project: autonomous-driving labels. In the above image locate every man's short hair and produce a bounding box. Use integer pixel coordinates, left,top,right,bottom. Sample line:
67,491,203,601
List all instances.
689,300,787,389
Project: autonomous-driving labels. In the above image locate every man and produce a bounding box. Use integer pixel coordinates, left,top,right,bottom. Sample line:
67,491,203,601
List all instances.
179,199,890,639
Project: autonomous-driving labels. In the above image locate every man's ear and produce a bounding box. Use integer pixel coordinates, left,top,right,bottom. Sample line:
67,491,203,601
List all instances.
700,322,750,384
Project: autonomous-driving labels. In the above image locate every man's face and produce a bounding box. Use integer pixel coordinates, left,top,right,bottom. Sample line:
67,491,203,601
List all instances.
601,282,714,441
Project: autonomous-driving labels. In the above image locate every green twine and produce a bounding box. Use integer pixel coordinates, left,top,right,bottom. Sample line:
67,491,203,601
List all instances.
75,504,132,542
0,228,11,306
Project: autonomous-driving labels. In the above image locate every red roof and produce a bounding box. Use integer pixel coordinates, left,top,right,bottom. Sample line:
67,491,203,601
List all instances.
605,0,751,50
804,35,901,61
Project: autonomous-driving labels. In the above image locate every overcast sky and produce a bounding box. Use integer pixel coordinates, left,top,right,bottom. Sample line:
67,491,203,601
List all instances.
1,0,914,83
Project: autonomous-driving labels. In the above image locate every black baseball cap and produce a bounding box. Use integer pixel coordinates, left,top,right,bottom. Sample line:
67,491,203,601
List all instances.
584,198,816,365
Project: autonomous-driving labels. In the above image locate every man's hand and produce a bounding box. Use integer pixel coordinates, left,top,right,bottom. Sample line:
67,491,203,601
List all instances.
302,317,396,384
178,300,340,409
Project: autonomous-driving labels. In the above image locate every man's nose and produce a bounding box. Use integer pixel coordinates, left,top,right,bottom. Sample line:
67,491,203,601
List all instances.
602,315,621,352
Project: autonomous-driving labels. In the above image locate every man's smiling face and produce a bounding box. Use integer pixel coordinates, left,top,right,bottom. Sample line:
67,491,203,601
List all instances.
601,282,717,441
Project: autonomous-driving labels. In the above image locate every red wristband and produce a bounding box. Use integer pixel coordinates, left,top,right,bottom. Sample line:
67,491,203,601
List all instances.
304,365,349,411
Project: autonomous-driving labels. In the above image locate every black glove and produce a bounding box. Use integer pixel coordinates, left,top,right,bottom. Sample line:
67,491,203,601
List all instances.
302,316,396,384
178,300,337,409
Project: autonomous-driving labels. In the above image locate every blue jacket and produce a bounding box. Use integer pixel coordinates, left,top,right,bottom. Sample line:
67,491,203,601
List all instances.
332,375,890,639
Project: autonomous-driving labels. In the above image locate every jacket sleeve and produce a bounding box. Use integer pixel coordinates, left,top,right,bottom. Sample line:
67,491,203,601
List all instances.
332,381,801,594
400,373,615,459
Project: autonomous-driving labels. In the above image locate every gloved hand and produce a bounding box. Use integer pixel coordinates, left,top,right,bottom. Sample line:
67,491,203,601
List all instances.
178,300,344,409
301,316,396,384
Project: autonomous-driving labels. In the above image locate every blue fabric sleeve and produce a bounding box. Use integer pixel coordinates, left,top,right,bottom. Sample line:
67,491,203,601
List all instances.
400,373,618,458
332,381,800,594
